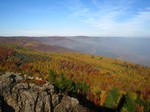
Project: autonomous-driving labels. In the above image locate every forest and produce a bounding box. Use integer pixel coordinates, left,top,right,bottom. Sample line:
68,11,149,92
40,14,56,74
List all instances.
0,37,150,112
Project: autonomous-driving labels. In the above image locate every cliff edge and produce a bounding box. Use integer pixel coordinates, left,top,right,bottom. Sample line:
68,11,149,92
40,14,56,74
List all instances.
0,72,89,112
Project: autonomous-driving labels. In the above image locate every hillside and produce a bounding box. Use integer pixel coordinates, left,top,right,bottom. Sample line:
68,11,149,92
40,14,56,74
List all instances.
0,37,150,112
1,36,150,67
31,36,150,67
0,37,73,52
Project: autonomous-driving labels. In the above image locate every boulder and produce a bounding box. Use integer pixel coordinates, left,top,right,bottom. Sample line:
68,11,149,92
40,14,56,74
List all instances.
0,72,88,112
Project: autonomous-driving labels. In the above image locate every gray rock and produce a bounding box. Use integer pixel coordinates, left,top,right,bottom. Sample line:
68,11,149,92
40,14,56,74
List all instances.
0,72,88,112
54,95,81,112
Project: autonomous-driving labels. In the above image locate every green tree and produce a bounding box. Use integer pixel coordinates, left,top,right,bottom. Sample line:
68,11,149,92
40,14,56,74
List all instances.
135,95,144,106
58,73,68,92
75,81,89,94
143,101,150,112
124,91,135,112
48,69,57,85
104,87,119,108
104,92,114,108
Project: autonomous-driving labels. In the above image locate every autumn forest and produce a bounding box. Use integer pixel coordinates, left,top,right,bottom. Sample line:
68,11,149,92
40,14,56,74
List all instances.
0,37,150,112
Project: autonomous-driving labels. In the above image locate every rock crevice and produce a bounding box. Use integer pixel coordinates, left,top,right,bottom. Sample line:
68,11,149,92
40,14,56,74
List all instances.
0,72,88,112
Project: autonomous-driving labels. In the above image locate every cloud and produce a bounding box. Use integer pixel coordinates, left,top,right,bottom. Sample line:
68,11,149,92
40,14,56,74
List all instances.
69,8,88,19
68,0,150,37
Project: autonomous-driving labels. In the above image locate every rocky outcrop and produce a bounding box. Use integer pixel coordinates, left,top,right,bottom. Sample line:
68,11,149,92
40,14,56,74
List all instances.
54,95,88,112
0,72,88,112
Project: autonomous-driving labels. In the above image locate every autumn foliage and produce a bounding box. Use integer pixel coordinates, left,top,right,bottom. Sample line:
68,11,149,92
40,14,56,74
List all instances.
0,41,150,111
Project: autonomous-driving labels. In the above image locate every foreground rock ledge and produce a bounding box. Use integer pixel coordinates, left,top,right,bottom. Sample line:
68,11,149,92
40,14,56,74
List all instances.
0,72,89,112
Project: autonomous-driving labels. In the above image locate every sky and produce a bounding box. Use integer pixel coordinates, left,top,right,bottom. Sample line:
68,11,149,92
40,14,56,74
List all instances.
0,0,150,37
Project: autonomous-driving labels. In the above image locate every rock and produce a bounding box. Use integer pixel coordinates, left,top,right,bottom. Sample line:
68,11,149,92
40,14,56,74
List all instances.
54,95,89,112
0,95,15,112
52,94,62,108
0,72,55,112
0,72,88,112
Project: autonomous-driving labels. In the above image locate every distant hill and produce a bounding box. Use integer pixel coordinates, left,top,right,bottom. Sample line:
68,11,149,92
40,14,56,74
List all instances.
33,36,150,67
0,36,73,52
1,36,150,67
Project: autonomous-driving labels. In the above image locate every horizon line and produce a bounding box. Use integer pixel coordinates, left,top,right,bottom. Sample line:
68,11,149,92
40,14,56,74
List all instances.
0,35,149,38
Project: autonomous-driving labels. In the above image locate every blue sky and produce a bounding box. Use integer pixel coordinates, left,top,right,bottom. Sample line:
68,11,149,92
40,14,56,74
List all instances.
0,0,150,37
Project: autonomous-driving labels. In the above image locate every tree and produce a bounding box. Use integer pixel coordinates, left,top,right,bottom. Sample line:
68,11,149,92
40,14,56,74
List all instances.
124,91,135,112
48,69,57,85
75,81,89,94
104,92,114,108
104,87,119,108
